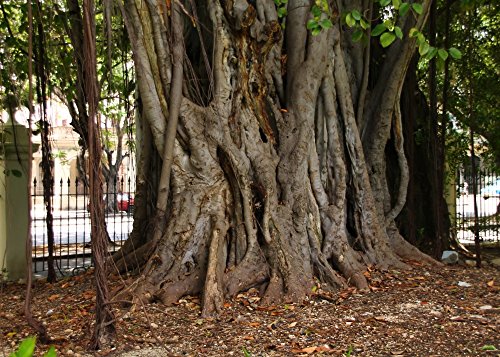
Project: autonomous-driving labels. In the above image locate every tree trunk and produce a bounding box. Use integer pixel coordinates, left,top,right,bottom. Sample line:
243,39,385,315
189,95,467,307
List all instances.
116,0,437,316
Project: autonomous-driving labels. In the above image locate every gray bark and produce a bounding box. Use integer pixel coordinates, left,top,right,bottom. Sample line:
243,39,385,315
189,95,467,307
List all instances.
116,0,437,315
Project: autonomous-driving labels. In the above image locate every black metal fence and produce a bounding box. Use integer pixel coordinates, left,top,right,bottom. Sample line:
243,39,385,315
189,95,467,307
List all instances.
454,168,499,243
31,176,135,275
30,168,497,274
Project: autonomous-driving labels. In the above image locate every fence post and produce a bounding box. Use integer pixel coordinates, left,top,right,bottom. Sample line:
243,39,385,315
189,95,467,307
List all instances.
0,119,39,281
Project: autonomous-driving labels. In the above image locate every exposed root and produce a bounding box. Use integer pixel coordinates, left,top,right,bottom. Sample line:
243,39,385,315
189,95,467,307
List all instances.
111,240,156,274
201,220,227,317
224,246,269,297
387,224,440,266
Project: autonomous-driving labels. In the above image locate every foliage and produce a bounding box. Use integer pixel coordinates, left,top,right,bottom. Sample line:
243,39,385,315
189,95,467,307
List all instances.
0,0,136,182
480,345,497,351
341,0,462,70
241,346,252,357
306,0,333,36
416,0,500,172
9,337,56,357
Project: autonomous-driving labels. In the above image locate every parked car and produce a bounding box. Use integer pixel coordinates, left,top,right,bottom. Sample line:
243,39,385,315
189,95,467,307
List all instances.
87,193,135,213
481,178,500,199
117,193,135,213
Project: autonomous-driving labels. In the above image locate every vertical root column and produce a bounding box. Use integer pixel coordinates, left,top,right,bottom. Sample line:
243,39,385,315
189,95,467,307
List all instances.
201,218,228,317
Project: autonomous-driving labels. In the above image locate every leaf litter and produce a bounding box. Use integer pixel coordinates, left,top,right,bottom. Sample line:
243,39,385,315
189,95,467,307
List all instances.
0,261,498,356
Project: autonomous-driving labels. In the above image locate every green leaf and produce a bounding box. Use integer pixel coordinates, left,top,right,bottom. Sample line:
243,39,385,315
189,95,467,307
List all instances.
307,19,318,30
436,56,445,71
352,29,364,42
481,345,497,351
320,18,333,29
311,27,321,36
43,346,57,357
360,18,370,30
394,26,403,39
11,337,36,357
383,19,394,31
311,5,322,17
277,7,287,17
419,41,430,55
426,46,438,59
399,2,410,17
448,47,462,59
346,13,356,27
379,0,391,6
371,23,387,36
242,346,252,357
409,27,419,38
438,49,448,61
392,0,401,10
380,32,396,47
351,9,362,21
412,3,423,15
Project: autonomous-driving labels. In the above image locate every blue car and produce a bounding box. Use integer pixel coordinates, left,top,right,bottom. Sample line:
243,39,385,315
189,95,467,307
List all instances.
481,178,500,198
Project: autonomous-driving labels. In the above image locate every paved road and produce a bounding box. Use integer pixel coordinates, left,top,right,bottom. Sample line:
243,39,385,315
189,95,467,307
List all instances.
31,210,133,247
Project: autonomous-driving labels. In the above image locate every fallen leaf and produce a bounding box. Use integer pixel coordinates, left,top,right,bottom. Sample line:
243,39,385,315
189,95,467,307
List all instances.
48,294,60,301
292,346,316,354
288,321,298,328
315,345,332,352
82,290,94,299
480,345,497,351
248,322,261,327
487,280,494,287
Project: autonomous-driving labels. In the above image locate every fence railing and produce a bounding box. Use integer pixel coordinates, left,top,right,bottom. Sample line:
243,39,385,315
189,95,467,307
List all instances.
31,176,135,274
30,168,497,274
454,169,499,243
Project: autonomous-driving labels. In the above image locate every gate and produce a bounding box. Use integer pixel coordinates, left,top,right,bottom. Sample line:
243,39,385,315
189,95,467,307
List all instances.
31,177,135,275
454,168,499,243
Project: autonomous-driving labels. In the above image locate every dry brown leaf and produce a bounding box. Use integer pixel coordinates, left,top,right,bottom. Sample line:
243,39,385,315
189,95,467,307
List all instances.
486,280,494,287
82,290,94,299
315,345,332,352
48,294,59,301
292,346,316,354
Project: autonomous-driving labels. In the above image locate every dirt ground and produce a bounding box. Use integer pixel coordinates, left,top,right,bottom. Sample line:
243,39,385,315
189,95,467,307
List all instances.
1,249,499,357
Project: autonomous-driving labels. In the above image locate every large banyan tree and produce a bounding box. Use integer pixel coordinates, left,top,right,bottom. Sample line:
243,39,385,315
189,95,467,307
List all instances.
115,0,437,316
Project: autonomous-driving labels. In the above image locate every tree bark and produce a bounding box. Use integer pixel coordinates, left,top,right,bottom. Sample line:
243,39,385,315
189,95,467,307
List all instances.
116,0,438,316
83,0,116,348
